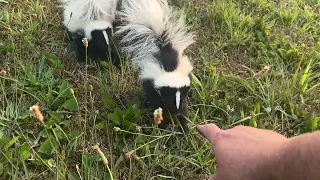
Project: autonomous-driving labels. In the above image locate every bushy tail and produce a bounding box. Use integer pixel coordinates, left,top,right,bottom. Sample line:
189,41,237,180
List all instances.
115,0,194,66
61,0,118,22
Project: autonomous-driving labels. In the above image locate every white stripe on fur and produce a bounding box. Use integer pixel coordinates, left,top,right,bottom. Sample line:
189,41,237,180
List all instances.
140,55,193,88
115,0,195,88
84,20,112,40
152,70,191,88
102,31,110,45
176,90,181,109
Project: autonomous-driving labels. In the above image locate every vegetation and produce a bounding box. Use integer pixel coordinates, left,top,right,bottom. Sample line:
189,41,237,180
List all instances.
0,0,319,179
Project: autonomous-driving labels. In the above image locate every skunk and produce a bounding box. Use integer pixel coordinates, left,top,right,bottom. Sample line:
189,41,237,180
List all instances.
61,0,121,66
115,0,195,133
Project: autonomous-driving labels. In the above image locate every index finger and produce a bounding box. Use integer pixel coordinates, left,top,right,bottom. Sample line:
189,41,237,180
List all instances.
197,124,221,142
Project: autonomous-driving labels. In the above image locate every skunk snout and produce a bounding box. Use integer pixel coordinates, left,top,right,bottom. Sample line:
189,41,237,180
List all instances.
91,28,112,52
89,28,121,66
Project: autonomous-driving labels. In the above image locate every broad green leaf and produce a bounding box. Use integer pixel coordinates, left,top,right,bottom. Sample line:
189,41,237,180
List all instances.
307,117,319,132
19,143,31,153
22,150,31,160
38,136,56,155
132,111,141,123
124,106,135,121
0,138,10,150
123,121,133,130
114,155,124,169
59,80,72,98
43,51,64,69
49,111,64,122
107,113,121,126
95,122,106,130
102,96,115,111
60,120,71,127
4,136,19,151
47,159,56,167
250,119,258,128
53,125,66,140
68,131,82,139
114,108,123,120
126,96,141,109
62,98,79,111
39,128,51,138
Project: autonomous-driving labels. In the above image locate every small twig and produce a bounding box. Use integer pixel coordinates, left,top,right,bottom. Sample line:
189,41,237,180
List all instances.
76,165,83,180
253,66,271,77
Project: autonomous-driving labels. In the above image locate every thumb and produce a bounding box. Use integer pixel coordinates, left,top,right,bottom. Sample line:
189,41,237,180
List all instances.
197,124,221,143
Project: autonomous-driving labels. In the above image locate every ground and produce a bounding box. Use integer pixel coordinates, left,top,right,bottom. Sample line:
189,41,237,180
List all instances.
0,0,320,179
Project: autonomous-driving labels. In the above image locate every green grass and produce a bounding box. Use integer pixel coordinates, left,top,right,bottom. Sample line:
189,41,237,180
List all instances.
0,0,320,179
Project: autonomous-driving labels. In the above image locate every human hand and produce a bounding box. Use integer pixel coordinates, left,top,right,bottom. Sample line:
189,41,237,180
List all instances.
197,124,289,180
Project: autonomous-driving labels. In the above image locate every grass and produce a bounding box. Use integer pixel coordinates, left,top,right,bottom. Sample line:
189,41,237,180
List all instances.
0,0,319,179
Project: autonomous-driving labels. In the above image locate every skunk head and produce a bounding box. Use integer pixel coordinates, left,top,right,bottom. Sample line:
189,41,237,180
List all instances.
141,41,193,133
143,72,192,115
82,20,114,60
84,20,112,41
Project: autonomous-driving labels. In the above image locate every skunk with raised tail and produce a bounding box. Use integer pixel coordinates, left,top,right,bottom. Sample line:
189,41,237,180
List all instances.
115,0,195,133
61,0,121,66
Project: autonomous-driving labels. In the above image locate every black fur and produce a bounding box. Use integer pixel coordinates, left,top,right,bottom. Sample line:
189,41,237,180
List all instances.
154,32,178,72
67,28,121,67
142,75,191,133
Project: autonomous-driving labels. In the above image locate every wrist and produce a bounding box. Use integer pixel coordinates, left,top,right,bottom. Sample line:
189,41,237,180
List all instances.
275,131,320,179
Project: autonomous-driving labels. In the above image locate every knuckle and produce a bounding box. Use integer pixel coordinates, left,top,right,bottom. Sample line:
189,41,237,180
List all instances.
215,131,230,140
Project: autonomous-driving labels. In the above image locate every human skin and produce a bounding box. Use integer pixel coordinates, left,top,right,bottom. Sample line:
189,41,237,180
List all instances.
197,124,320,180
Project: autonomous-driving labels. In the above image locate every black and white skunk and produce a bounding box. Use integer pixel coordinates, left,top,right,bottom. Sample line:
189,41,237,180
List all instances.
61,0,121,66
115,0,195,133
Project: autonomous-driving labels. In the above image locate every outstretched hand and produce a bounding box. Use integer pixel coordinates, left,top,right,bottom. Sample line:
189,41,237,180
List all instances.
197,124,289,180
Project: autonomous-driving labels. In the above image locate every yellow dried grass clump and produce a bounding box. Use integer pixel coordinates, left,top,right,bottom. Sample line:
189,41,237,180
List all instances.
30,105,44,123
82,37,88,48
153,107,163,125
0,70,7,76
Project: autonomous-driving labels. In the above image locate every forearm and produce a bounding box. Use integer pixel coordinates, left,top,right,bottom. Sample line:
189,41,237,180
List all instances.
275,131,320,180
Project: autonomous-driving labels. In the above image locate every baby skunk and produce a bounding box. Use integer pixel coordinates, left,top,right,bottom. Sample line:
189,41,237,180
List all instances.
115,0,195,133
61,0,121,66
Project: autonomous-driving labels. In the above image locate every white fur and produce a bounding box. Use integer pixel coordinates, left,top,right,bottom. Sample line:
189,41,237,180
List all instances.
176,90,181,109
153,70,191,88
115,0,195,88
62,0,117,37
84,20,112,40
